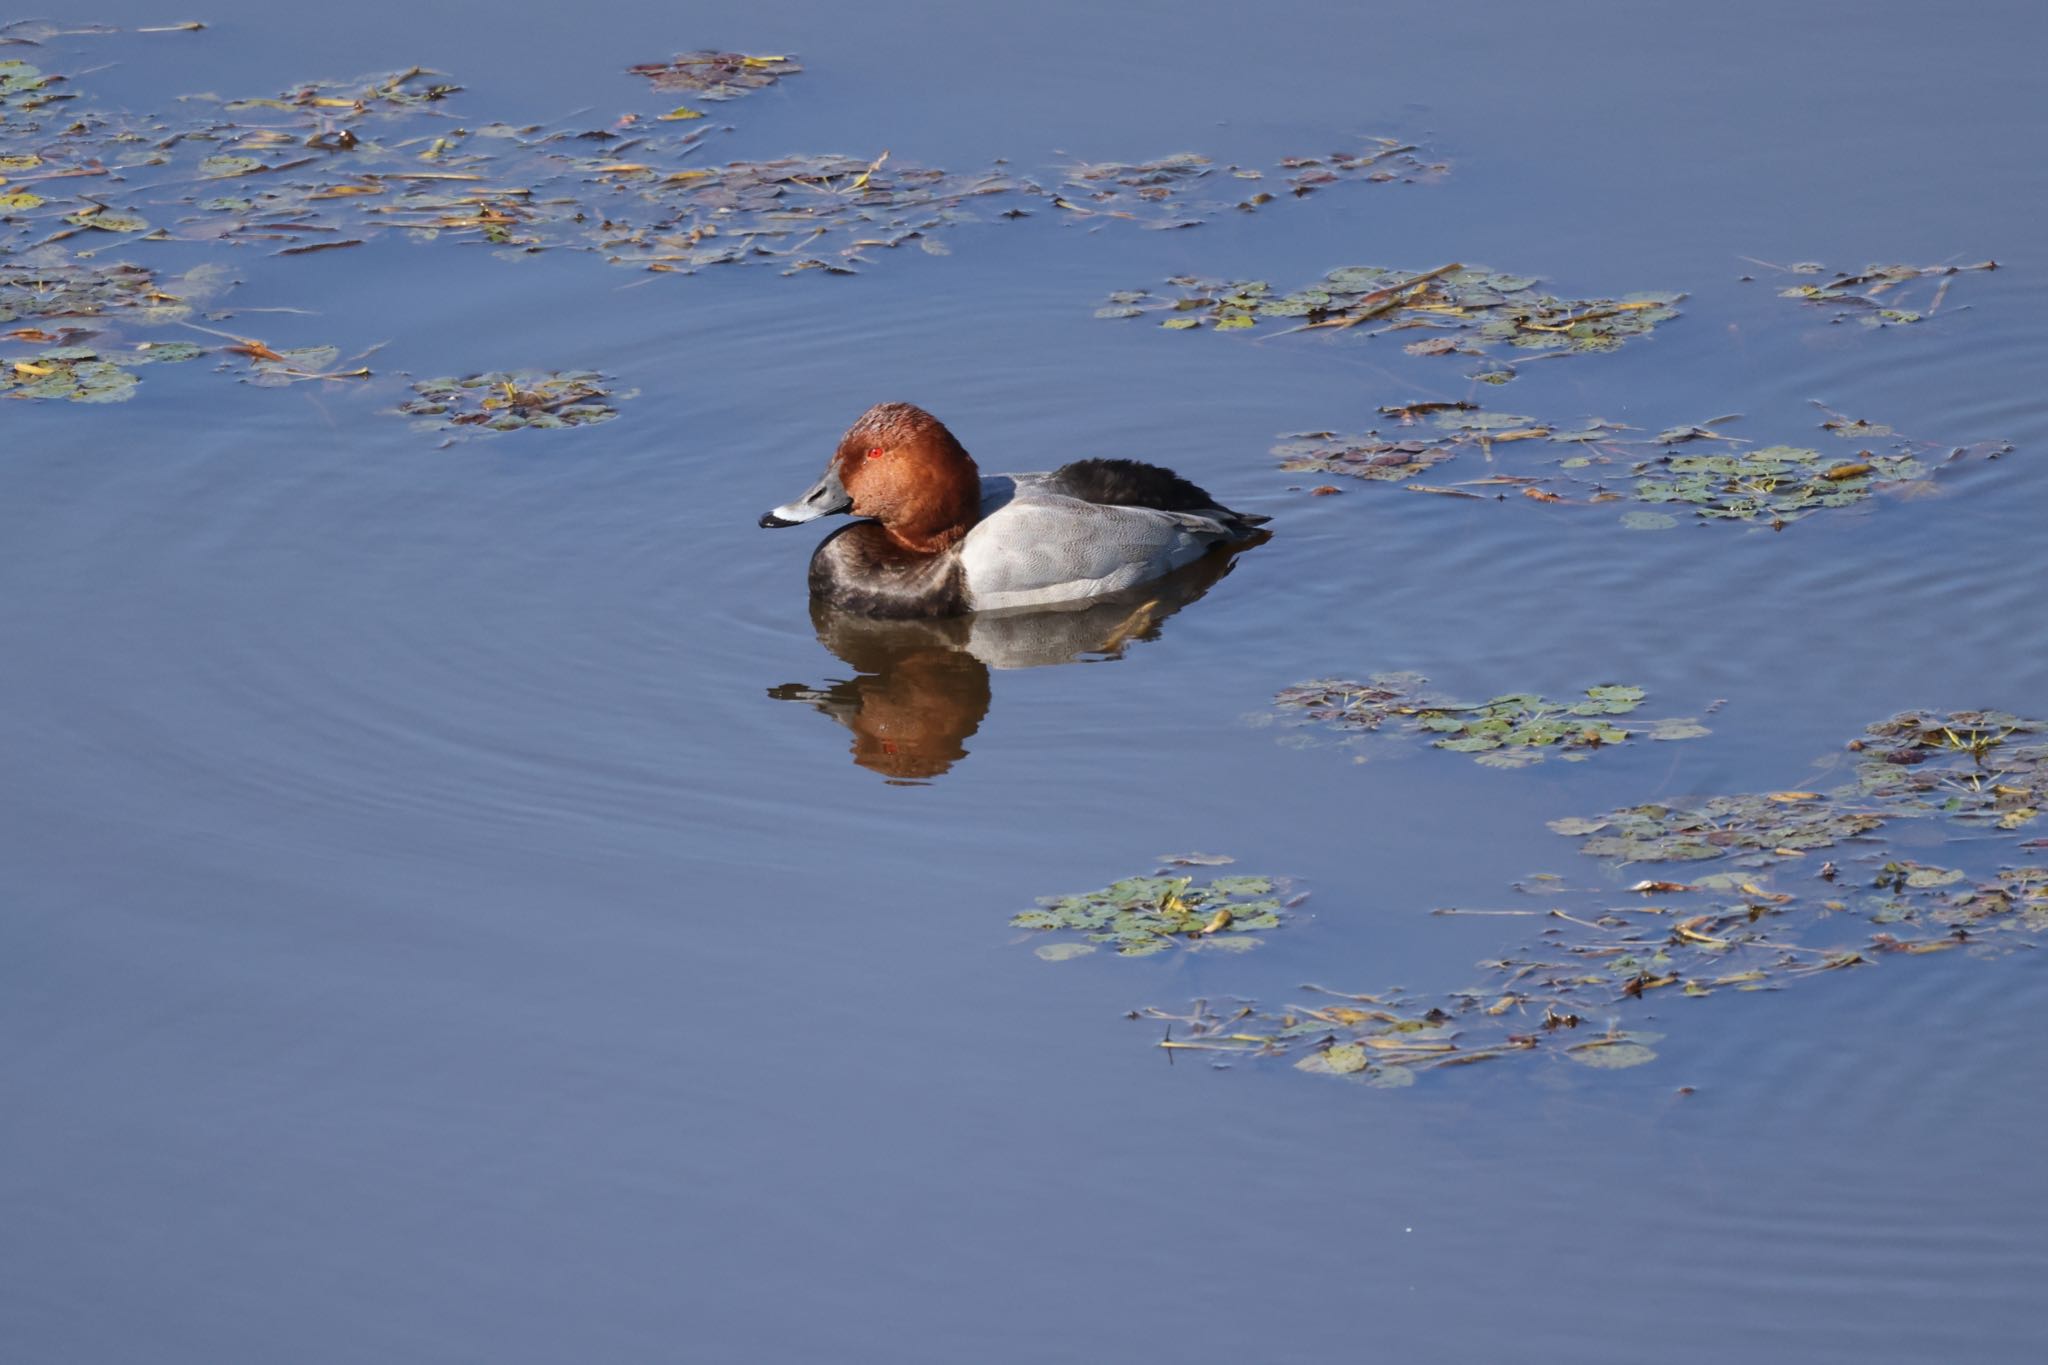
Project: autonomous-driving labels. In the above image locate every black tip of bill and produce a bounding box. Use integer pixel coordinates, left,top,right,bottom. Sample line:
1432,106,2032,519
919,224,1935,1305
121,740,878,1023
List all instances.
760,511,800,528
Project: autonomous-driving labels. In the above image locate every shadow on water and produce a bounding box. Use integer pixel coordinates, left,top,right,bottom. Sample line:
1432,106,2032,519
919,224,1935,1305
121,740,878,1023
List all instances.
768,549,1243,780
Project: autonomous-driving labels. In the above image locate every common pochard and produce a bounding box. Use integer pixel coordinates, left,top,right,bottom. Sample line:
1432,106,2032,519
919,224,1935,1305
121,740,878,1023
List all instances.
759,402,1271,617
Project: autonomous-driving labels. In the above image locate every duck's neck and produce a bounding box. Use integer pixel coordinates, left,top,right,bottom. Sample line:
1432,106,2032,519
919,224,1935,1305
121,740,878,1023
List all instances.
885,520,972,555
882,449,981,555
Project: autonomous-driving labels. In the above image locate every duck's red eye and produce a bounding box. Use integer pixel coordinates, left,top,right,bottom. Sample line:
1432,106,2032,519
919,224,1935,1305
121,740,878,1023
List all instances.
866,447,884,460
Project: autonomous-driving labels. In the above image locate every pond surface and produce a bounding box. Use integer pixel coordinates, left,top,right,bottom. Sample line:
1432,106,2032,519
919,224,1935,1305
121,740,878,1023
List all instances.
5,2,2046,1360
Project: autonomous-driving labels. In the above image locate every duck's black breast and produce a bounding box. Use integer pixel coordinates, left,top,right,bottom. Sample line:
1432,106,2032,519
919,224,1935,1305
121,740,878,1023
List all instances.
808,521,970,619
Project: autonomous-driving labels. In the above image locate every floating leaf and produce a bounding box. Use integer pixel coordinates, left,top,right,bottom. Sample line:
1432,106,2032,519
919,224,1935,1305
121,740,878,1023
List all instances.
0,341,190,402
1013,869,1295,959
1565,1037,1658,1069
627,52,802,100
1100,263,1681,355
1295,1044,1370,1075
64,207,149,233
198,154,266,178
1273,675,1702,768
396,368,626,437
1274,401,2011,527
1765,258,1995,325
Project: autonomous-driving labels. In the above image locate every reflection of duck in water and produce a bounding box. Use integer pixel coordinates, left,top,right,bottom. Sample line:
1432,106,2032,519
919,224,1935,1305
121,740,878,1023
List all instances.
760,402,1270,617
769,552,1242,781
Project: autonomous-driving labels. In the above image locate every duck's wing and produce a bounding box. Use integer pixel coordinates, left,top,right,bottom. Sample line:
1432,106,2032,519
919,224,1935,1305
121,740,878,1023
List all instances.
959,490,1246,612
1044,458,1271,536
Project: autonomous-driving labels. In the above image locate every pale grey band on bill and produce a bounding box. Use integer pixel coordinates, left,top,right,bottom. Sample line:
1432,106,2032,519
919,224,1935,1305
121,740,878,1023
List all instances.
761,465,853,528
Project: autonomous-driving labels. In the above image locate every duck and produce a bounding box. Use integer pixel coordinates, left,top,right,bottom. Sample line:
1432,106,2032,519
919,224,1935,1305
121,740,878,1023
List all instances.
759,402,1271,618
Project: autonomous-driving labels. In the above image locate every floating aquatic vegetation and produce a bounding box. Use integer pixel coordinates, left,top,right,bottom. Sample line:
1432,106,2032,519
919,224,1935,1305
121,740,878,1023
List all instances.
1137,711,2048,1088
1554,793,1887,863
208,331,374,387
0,338,199,402
1050,152,1215,229
0,251,165,324
1146,840,2046,1084
1756,258,1997,325
3,40,1435,290
0,58,53,120
396,369,627,437
627,52,801,101
1141,987,1667,1086
1012,871,1294,961
1278,138,1443,196
1270,674,1707,768
1272,430,1462,483
1841,710,2045,829
1277,401,2013,529
1628,442,1932,523
1273,406,1583,487
1555,710,2046,864
1052,139,1440,228
1097,262,1681,352
161,80,1011,273
596,151,1020,275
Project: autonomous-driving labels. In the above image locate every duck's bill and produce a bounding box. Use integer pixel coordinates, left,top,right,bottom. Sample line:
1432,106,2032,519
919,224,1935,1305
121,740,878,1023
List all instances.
759,466,853,528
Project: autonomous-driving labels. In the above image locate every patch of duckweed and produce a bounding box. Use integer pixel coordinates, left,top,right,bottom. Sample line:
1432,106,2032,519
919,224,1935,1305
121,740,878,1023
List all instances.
1270,674,1706,768
0,338,200,402
397,369,629,437
1098,263,1681,353
1013,871,1294,960
1756,258,1997,325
